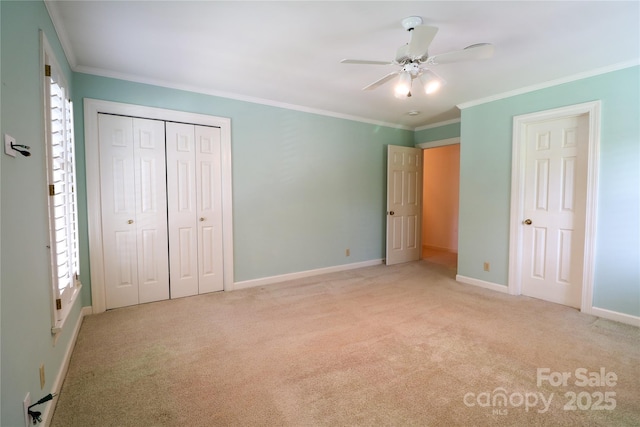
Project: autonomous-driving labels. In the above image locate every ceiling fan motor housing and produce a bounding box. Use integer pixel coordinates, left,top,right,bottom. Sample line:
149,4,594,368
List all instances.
395,45,428,65
403,62,422,77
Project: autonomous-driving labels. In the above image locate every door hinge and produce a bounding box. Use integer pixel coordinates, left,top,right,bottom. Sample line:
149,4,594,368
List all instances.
45,64,52,77
49,184,55,196
55,298,62,310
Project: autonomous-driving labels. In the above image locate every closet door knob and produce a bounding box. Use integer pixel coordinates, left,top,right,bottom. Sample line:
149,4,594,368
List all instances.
127,219,134,224
199,217,206,222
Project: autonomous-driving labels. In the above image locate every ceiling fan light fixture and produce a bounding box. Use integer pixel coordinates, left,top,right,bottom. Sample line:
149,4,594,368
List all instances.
424,80,441,94
394,71,412,98
341,16,491,99
420,70,445,95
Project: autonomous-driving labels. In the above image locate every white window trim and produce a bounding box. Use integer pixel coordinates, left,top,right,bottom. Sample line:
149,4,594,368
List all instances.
41,31,82,334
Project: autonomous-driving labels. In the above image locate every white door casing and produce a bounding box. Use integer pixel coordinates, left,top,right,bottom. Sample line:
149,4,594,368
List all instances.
85,99,234,314
386,145,422,265
166,123,224,298
509,101,601,312
99,114,169,309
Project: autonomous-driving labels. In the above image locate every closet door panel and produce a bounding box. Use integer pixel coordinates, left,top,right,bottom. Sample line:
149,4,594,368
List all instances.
98,114,139,309
166,122,199,298
196,126,224,293
133,118,170,303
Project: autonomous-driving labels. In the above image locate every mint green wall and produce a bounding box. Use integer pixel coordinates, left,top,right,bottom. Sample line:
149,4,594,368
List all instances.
0,1,3,420
414,121,461,144
1,2,84,426
73,73,414,300
459,66,640,316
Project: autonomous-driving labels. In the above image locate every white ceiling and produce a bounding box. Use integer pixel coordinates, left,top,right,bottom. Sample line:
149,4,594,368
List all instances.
45,1,639,129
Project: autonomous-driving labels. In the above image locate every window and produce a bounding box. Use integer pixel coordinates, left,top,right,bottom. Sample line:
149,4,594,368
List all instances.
42,33,81,333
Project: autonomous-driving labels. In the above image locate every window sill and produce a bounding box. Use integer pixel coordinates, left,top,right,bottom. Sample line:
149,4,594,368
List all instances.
51,283,82,335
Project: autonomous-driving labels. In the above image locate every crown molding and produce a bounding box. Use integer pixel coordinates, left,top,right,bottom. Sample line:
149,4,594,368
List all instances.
73,65,414,131
458,60,640,110
414,118,461,132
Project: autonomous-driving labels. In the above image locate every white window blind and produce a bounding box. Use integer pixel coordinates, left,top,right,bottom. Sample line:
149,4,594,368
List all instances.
44,42,81,330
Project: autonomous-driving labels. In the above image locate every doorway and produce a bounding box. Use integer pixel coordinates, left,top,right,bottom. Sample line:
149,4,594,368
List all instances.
508,101,601,311
421,143,460,270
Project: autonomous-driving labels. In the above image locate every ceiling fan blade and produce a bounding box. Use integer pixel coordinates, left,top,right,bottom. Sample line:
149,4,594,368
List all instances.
428,43,494,65
362,71,400,91
341,59,393,65
407,25,439,59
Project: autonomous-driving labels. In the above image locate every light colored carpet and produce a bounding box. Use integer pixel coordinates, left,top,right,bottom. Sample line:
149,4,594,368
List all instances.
421,246,457,269
52,261,639,426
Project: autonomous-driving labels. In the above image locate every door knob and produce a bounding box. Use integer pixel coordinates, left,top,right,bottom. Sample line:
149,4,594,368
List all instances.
389,211,395,216
127,219,134,224
199,217,206,222
523,219,532,225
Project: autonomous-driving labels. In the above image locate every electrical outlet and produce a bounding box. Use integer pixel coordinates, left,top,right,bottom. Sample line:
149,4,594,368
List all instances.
483,262,490,272
23,392,31,427
40,364,45,389
4,134,17,157
345,248,350,257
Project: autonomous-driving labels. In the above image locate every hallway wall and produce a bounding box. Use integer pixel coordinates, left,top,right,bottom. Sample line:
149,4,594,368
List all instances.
422,144,460,252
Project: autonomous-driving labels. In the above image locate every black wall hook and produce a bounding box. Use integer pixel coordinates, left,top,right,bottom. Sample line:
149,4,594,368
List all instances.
11,143,31,157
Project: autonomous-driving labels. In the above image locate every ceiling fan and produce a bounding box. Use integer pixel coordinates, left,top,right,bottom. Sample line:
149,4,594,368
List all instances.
341,16,494,98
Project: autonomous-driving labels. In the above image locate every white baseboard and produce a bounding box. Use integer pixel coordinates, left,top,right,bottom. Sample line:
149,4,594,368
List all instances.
43,305,92,426
590,307,640,327
457,275,639,328
234,259,384,290
456,275,510,294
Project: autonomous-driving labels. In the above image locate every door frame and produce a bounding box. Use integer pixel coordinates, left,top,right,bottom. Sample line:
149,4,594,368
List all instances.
84,99,234,313
508,101,601,313
416,138,461,264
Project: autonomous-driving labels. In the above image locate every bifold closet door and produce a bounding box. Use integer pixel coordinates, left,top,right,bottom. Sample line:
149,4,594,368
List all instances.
166,122,224,298
98,114,169,309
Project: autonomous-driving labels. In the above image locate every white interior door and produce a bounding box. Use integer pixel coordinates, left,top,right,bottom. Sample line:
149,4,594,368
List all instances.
166,122,199,298
99,114,137,308
195,125,224,293
133,118,170,304
521,114,588,307
167,122,224,297
386,145,422,265
99,114,169,308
